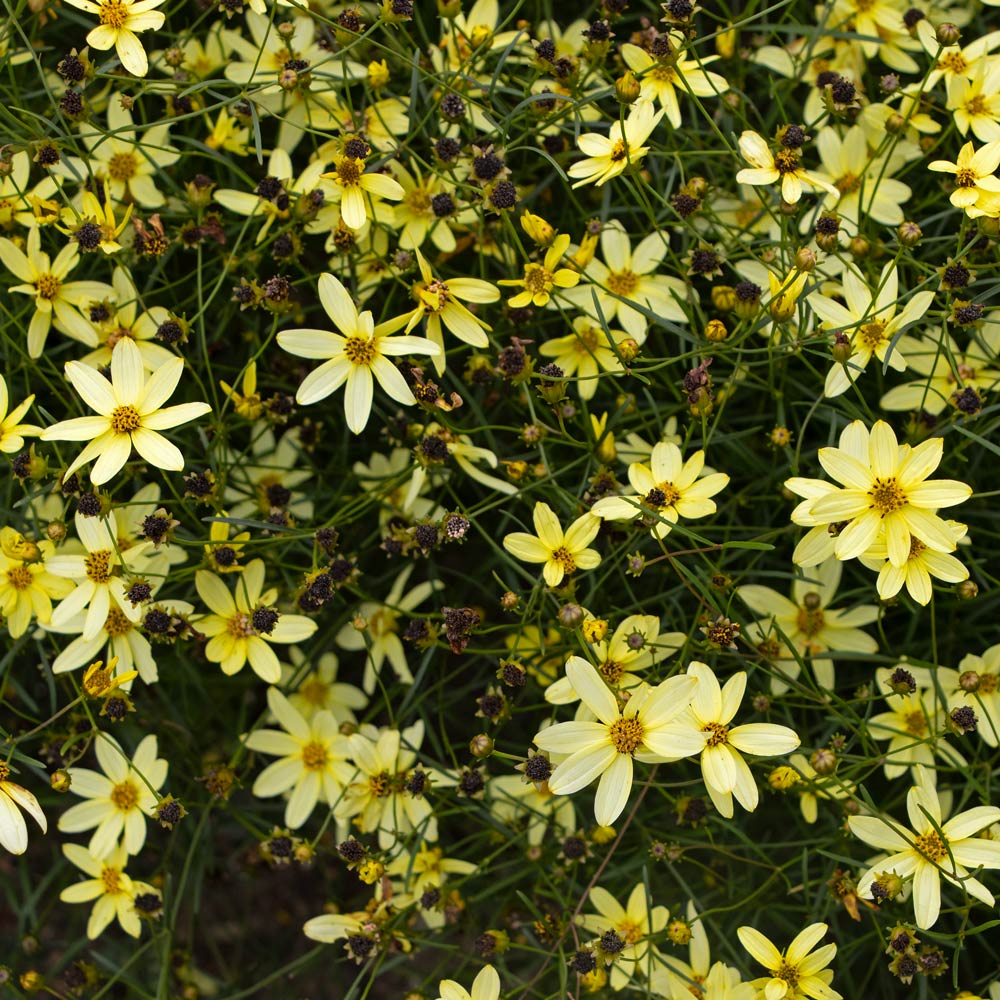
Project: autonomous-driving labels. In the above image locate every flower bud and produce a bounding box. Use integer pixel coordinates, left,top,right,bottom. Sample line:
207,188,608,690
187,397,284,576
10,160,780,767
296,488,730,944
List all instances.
810,748,837,775
469,733,494,758
559,603,584,628
897,221,922,246
615,70,642,104
705,319,728,342
956,580,978,599
936,22,960,46
50,769,72,793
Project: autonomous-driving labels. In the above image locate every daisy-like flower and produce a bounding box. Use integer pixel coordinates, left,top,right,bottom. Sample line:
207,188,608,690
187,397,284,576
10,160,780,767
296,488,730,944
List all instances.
57,184,133,255
664,662,800,818
858,519,969,605
41,338,211,485
736,130,840,205
620,36,727,127
0,225,113,357
390,161,457,253
47,511,155,642
737,923,842,1000
60,0,166,76
867,666,962,782
340,720,450,849
386,842,477,929
850,778,1000,929
0,377,41,453
579,883,669,991
785,420,972,569
402,250,500,376
568,99,664,188
489,770,576,848
0,151,59,232
58,733,167,859
928,140,1000,213
320,151,405,231
302,898,404,962
562,222,688,342
335,564,442,694
498,233,580,307
434,965,500,1000
502,501,601,588
948,67,1000,143
0,760,47,855
809,262,934,398
60,842,155,938
196,559,317,683
591,442,729,540
243,687,354,830
538,317,628,400
532,657,697,826
279,649,368,724
945,648,1000,746
738,559,879,693
0,528,73,638
277,272,437,434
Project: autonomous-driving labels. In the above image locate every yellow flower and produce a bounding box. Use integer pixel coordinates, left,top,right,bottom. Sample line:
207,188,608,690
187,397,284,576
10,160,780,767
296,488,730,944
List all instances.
204,107,250,156
785,420,972,569
433,966,501,1000
851,778,1000,929
0,374,41,453
591,442,729,540
41,337,211,485
243,687,354,829
498,233,580,307
320,153,405,231
0,759,47,855
737,923,841,1000
502,501,601,587
60,842,155,938
57,184,133,255
568,99,664,188
82,656,139,697
60,0,167,77
58,733,167,858
277,273,438,434
0,224,114,357
219,360,264,420
532,657,697,825
403,250,500,376
736,130,839,204
928,140,1000,213
195,559,317,683
203,514,250,574
0,528,73,637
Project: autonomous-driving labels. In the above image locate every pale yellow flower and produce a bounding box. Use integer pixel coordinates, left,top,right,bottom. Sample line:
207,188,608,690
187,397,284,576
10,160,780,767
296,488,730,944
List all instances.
568,100,664,188
0,760,47,855
60,0,167,77
502,501,601,588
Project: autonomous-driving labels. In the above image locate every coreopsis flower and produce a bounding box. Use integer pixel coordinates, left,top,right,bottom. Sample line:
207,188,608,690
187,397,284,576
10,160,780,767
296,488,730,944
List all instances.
320,151,405,231
809,262,934,397
69,103,180,208
858,519,969,605
531,657,697,825
568,99,664,188
204,107,250,155
0,528,73,638
948,68,1000,142
784,420,972,568
942,649,1000,746
502,501,601,588
620,36,727,127
868,666,962,782
47,511,156,642
0,151,59,232
82,656,139,697
591,443,729,540
197,560,316,682
736,129,839,204
60,842,156,938
545,613,685,704
40,338,211,485
928,140,1000,214
918,20,1000,90
386,842,477,928
335,565,442,694
880,326,1000,415
0,224,113,357
562,222,688,342
390,161,457,253
279,649,368,724
340,720,449,849
434,965,500,1000
243,687,354,829
738,559,879,692
58,733,167,858
222,424,314,522
850,778,1000,929
489,771,575,848
60,0,166,76
0,760,47,854
737,923,841,1000
498,233,580,307
276,273,438,434
666,662,800,818
579,883,669,990
302,898,404,961
538,317,628,400
403,250,500,375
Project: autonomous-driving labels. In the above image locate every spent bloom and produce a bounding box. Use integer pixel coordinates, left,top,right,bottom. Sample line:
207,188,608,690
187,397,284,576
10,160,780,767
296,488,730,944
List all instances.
40,338,211,485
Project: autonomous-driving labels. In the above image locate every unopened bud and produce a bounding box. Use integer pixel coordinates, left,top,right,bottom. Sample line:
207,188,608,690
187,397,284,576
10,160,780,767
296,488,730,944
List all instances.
936,22,960,46
615,70,642,104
